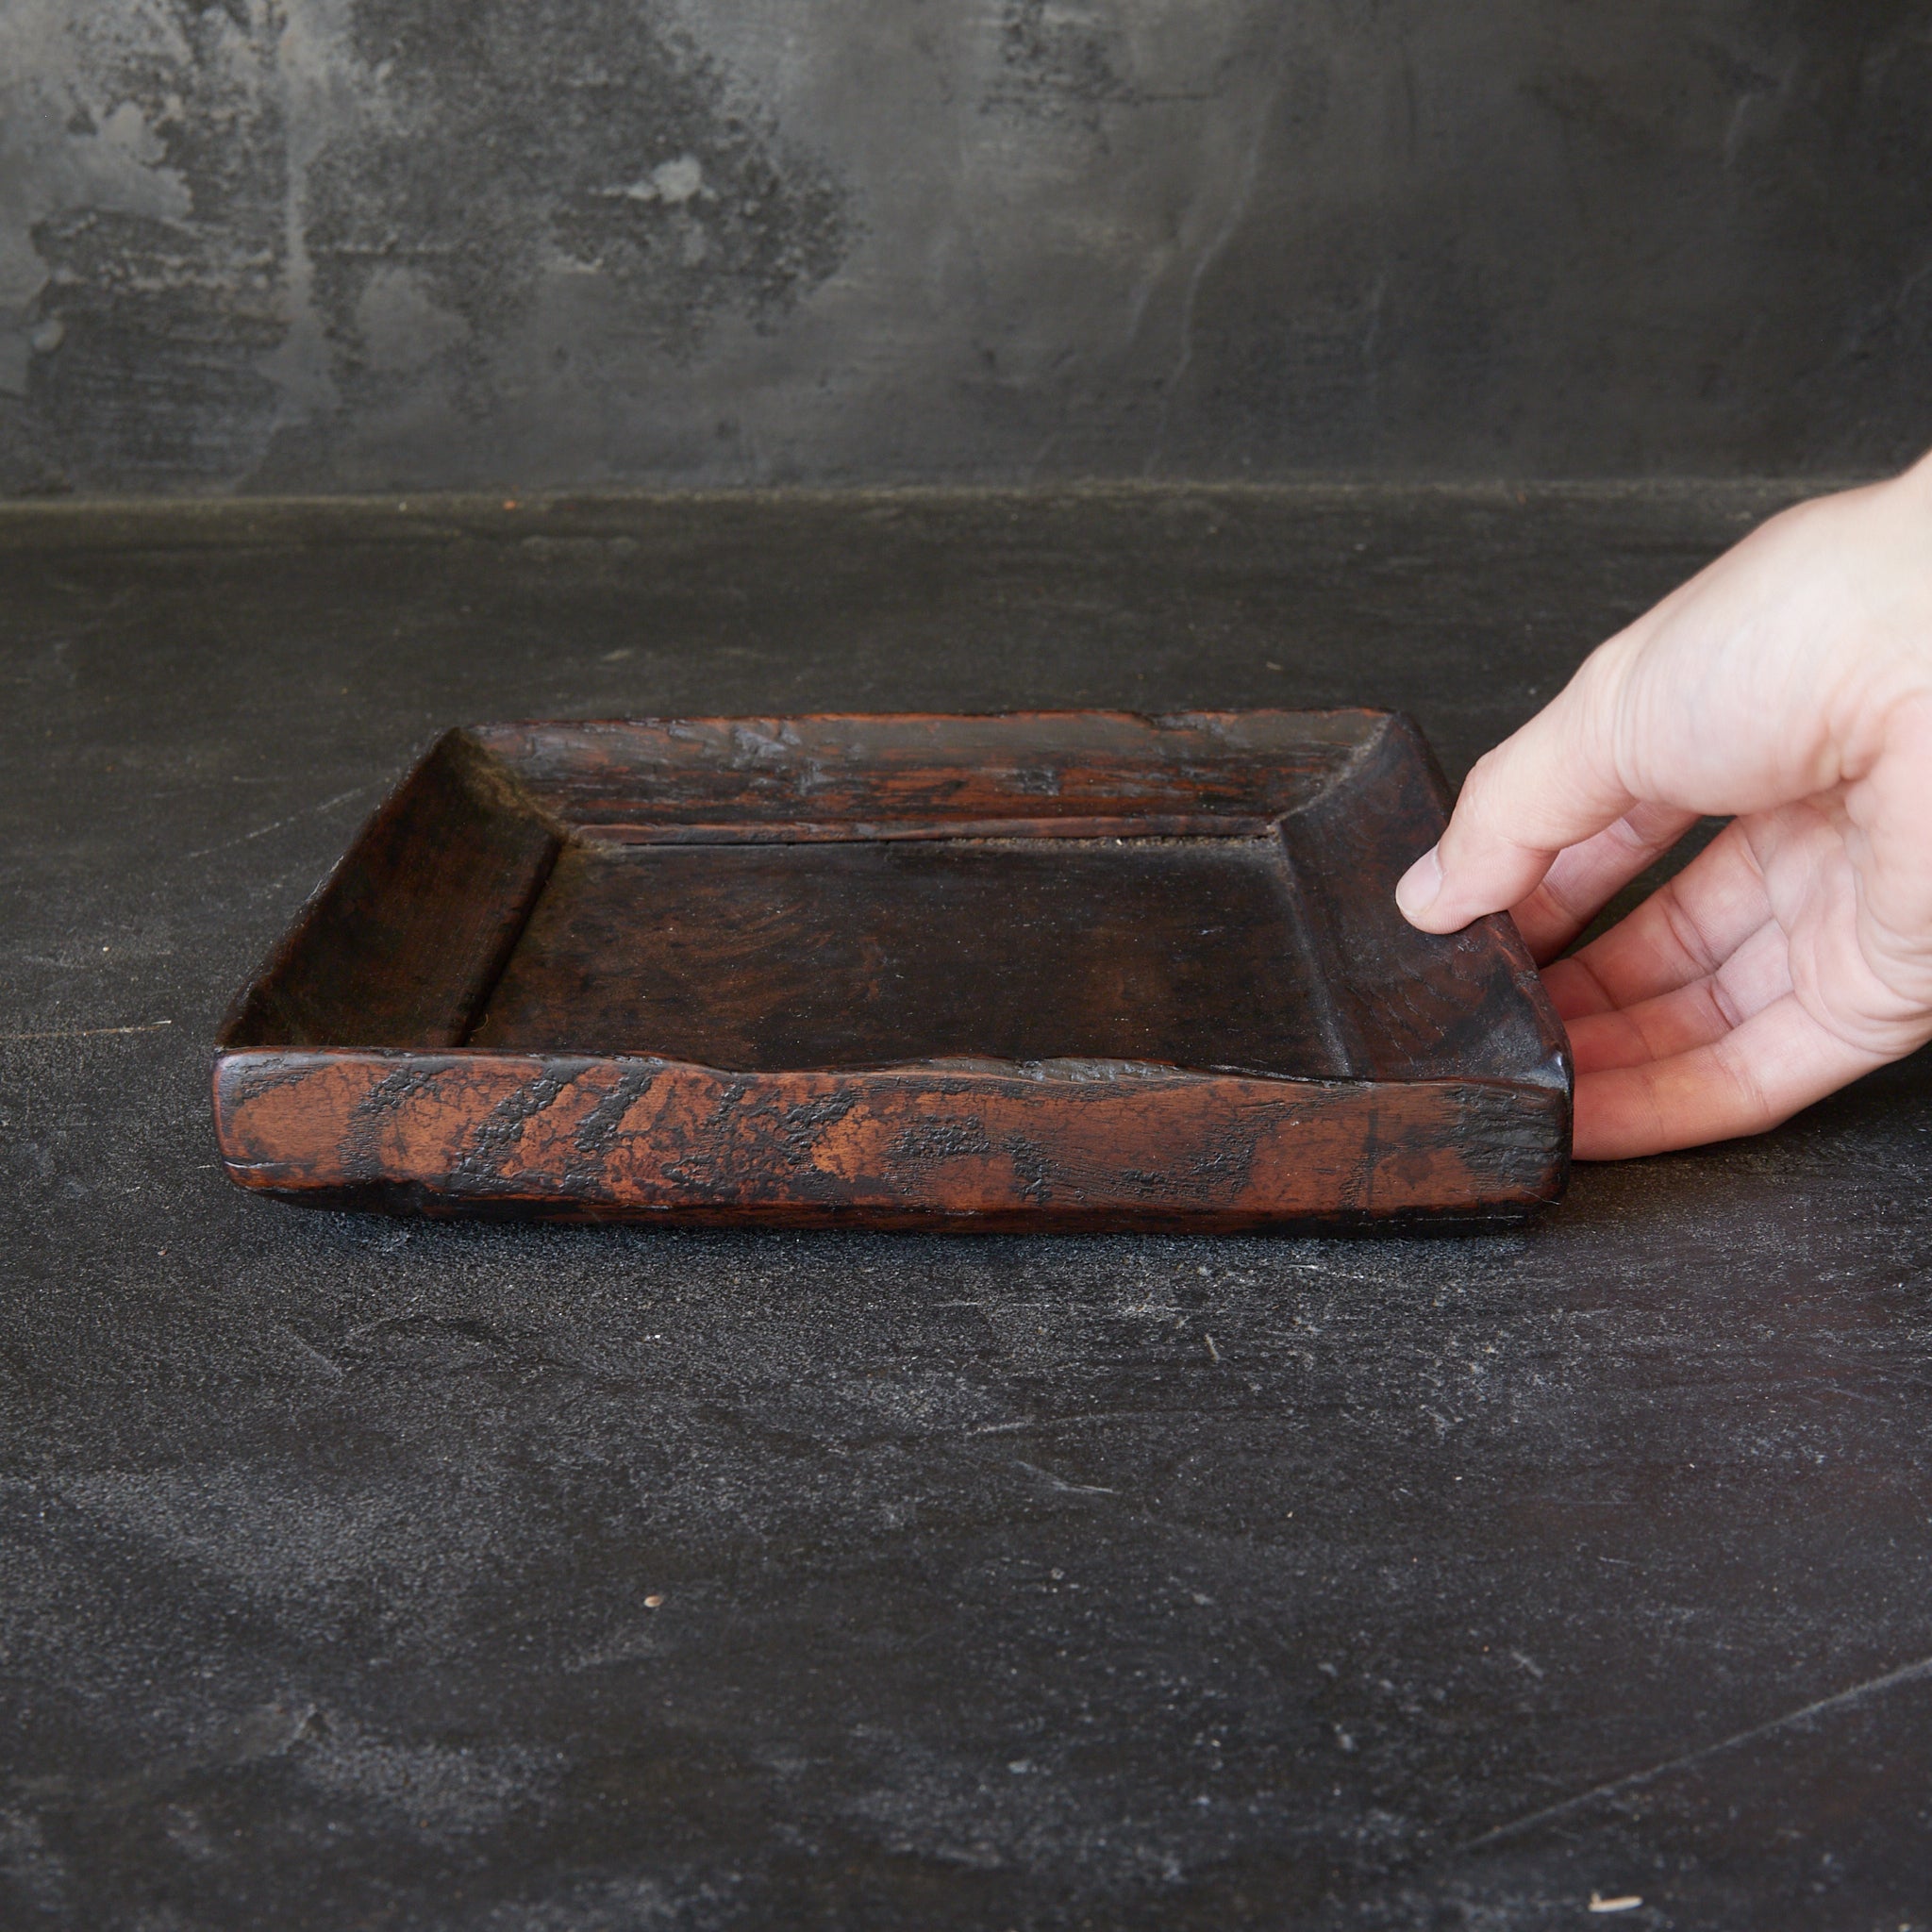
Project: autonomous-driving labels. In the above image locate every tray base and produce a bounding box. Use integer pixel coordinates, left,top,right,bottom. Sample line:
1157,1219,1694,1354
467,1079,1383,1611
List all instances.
468,834,1346,1075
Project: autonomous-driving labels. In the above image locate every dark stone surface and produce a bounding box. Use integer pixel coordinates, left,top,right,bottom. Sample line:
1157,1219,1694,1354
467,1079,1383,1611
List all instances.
3,484,1930,1928
3,4,1931,495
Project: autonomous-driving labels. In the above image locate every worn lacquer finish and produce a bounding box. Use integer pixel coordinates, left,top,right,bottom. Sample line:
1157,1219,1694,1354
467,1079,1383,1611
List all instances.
212,711,1571,1227
214,1052,1566,1231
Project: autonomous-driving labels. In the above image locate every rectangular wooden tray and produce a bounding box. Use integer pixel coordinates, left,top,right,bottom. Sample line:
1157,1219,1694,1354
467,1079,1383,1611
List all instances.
212,711,1571,1230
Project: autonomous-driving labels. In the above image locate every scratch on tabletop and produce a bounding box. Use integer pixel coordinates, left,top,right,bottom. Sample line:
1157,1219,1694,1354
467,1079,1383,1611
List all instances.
1460,1652,1932,1851
182,788,367,860
0,1020,173,1043
274,1324,346,1383
967,1413,1143,1438
1012,1460,1118,1496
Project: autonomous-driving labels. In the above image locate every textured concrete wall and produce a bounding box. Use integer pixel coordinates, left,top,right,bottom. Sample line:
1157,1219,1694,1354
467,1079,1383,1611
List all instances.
1,0,1928,496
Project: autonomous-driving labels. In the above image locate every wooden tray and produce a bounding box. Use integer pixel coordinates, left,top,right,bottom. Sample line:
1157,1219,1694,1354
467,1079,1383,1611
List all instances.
212,712,1570,1230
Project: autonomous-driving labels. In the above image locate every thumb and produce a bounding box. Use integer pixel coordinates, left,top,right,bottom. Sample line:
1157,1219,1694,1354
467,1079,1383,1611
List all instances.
1398,642,1639,933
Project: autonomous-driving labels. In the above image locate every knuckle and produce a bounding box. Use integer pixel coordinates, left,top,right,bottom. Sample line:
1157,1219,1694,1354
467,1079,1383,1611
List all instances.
1714,1036,1778,1131
1652,881,1718,974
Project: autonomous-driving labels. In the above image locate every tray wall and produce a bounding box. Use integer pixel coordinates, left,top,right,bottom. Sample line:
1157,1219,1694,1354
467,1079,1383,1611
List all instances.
220,733,559,1050
213,1050,1569,1231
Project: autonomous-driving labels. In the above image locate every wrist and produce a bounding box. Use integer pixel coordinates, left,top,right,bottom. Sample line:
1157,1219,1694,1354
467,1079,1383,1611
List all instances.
1896,459,1932,677
1902,445,1932,514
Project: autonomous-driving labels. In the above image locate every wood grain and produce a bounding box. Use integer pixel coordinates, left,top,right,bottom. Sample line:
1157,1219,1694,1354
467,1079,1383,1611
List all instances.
214,1051,1567,1231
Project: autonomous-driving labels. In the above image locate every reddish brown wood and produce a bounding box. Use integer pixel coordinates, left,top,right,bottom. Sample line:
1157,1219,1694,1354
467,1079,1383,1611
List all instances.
213,710,1572,1229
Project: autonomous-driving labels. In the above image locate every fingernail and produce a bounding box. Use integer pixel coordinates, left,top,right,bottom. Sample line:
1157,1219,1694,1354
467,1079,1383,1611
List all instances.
1395,845,1442,922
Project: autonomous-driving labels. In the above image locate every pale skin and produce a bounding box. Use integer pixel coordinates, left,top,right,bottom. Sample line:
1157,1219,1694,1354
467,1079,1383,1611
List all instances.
1396,449,1932,1160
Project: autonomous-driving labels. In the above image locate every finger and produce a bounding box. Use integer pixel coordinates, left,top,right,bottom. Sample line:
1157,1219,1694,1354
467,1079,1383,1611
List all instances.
1571,991,1890,1159
1397,643,1639,933
1541,819,1771,1018
1563,918,1790,1074
1509,802,1702,963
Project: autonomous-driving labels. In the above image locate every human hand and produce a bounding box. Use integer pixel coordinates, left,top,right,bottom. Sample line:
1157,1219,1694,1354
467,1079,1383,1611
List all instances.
1396,454,1932,1159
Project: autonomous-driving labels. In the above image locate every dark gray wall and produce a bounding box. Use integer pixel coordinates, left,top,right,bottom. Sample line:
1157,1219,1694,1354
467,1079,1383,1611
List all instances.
2,0,1928,496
